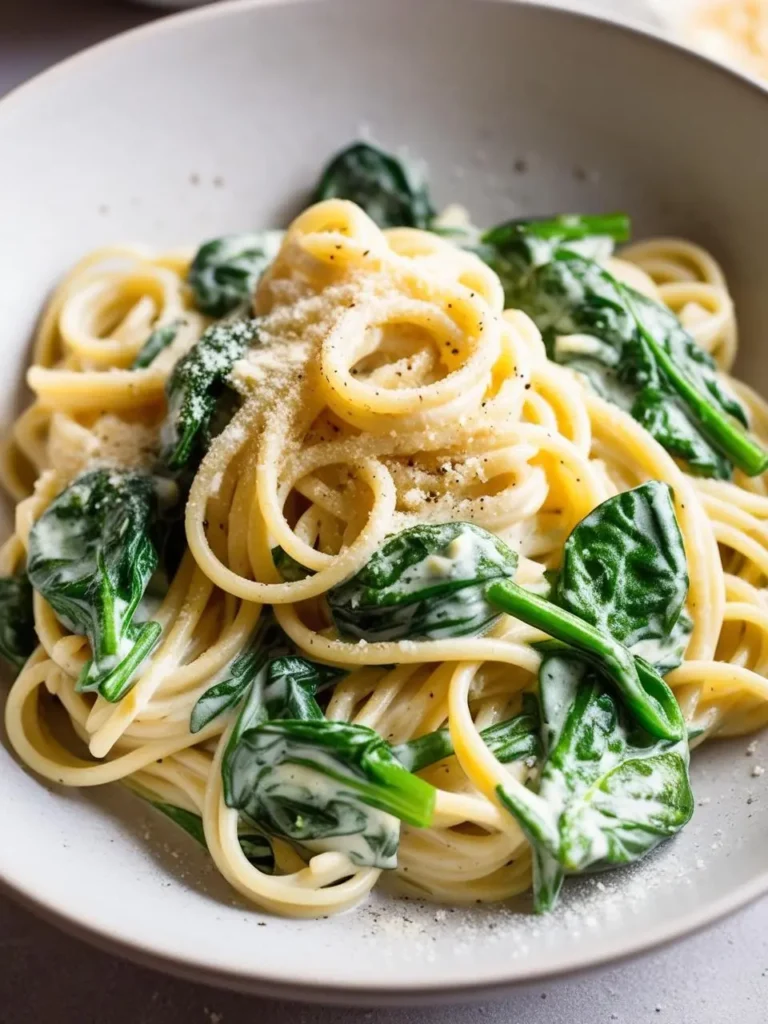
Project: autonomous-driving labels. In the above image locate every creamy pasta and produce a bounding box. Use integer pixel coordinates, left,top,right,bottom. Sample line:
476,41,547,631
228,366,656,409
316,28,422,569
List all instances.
3,143,768,918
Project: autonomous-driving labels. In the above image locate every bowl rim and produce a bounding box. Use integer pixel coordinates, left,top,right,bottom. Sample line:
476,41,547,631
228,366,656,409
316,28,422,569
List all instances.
2,0,768,1003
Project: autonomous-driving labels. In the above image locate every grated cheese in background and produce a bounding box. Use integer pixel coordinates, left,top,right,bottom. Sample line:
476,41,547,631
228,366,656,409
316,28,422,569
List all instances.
651,0,768,82
688,0,768,79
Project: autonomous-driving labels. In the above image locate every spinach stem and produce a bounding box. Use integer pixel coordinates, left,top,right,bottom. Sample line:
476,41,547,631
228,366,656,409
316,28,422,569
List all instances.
98,554,118,658
483,213,630,246
485,580,682,741
99,621,162,703
392,709,539,773
289,757,436,828
624,288,768,476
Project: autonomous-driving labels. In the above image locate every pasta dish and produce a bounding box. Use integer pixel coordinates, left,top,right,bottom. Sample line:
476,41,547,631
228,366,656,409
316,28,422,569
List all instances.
3,142,767,918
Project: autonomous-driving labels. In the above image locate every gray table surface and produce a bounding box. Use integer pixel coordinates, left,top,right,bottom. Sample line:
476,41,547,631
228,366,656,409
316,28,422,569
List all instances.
1,3,766,1023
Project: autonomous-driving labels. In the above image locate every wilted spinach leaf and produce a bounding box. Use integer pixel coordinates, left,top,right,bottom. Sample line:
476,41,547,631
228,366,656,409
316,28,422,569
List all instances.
271,545,314,582
336,518,682,740
314,142,435,229
557,481,691,673
328,522,518,642
225,718,436,868
220,650,345,806
481,212,629,279
27,470,162,702
491,486,695,911
161,317,260,472
488,580,682,741
262,654,340,721
132,319,182,370
188,231,283,317
0,573,36,674
497,651,693,912
192,611,343,739
190,612,289,734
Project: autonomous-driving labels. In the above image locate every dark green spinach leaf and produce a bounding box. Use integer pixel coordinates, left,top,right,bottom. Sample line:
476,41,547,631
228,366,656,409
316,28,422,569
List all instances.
334,518,682,740
225,719,436,868
493,486,694,911
0,573,36,674
481,212,629,278
557,481,691,673
131,319,182,370
220,650,344,806
189,612,289,734
271,546,314,582
314,142,435,229
328,522,518,642
152,800,207,845
488,581,682,741
497,652,693,912
161,318,260,472
188,232,283,317
192,611,343,737
27,470,162,702
262,655,340,721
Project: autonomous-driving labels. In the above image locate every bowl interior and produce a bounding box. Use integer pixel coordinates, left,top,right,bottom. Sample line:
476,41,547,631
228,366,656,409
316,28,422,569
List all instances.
1,0,768,1001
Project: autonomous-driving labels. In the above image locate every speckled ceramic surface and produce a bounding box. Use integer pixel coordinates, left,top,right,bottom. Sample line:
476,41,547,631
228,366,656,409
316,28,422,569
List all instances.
1,0,768,1003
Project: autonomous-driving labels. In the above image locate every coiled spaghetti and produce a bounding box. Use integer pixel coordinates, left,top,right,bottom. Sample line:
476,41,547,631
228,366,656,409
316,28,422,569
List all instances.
4,199,768,916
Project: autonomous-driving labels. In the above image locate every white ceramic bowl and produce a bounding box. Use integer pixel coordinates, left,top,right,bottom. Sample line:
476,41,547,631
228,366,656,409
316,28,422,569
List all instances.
2,0,768,1004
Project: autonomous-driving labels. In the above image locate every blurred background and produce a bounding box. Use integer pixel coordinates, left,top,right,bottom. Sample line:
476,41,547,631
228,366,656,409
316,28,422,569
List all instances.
660,0,768,79
126,0,768,85
2,0,767,82
3,1,767,94
135,0,768,82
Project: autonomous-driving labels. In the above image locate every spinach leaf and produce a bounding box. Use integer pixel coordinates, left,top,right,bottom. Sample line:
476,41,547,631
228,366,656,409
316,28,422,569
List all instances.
392,693,541,773
0,573,36,674
313,142,435,229
557,481,691,673
481,212,630,276
225,719,436,868
484,224,764,477
151,800,274,874
161,318,260,472
492,486,694,911
624,288,766,476
131,319,182,370
189,613,289,734
262,655,340,721
152,800,207,845
236,830,276,874
191,611,343,738
271,546,314,582
497,651,693,912
327,522,518,642
193,609,347,840
27,470,162,702
221,651,344,805
531,846,565,915
187,231,283,317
